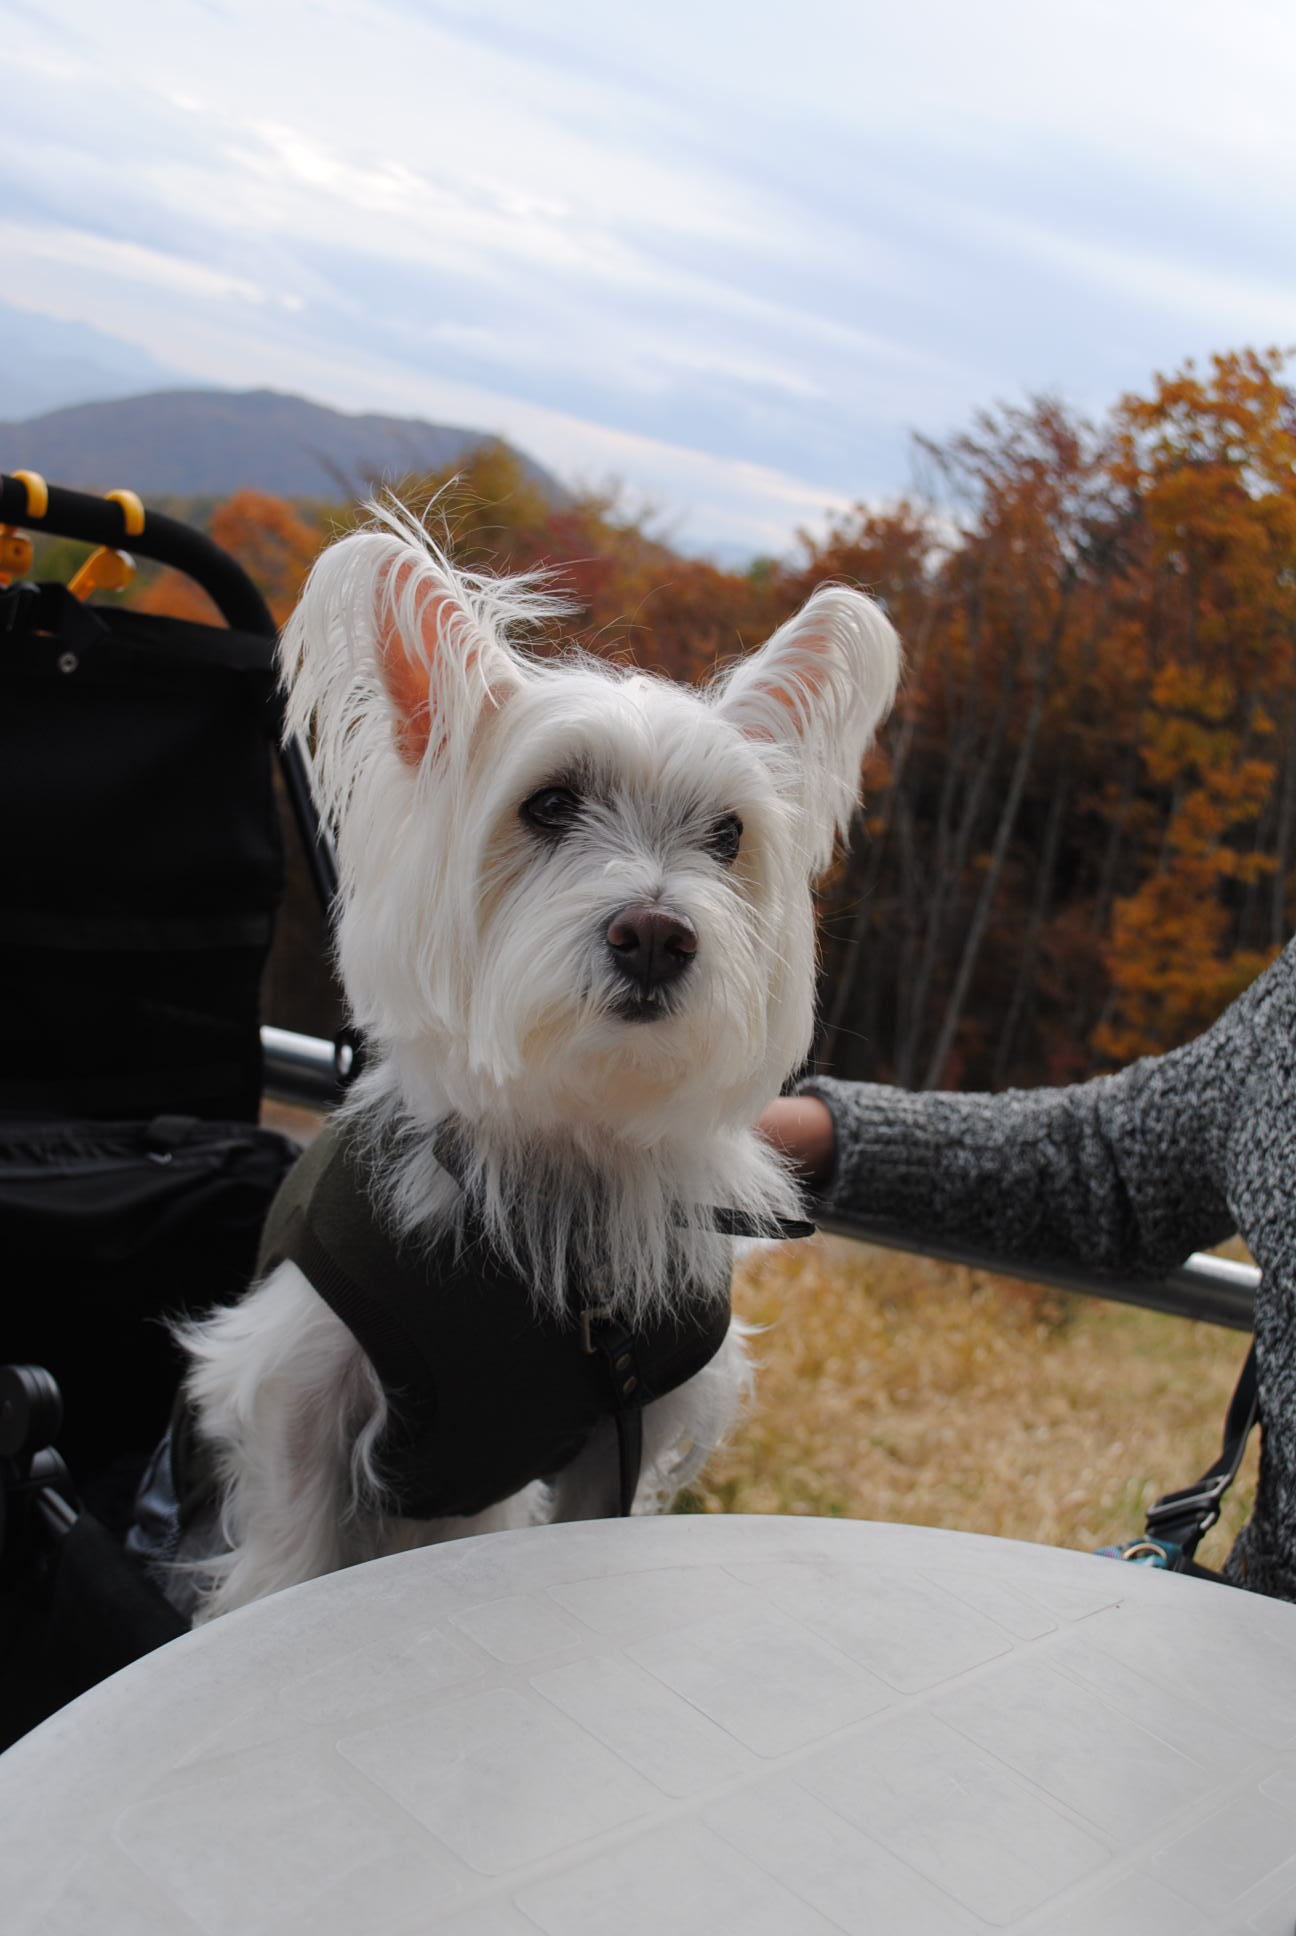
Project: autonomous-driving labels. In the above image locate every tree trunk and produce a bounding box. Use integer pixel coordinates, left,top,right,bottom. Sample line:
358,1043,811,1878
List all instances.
895,623,1014,1085
1269,680,1296,945
991,763,1070,1089
921,671,1050,1089
816,614,933,1069
920,575,1082,1090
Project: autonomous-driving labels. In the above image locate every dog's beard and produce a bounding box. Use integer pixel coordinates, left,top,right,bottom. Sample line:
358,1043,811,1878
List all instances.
348,1071,804,1328
606,983,683,1025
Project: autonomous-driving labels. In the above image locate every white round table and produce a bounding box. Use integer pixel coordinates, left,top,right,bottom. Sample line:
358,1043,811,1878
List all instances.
4,1516,1296,1934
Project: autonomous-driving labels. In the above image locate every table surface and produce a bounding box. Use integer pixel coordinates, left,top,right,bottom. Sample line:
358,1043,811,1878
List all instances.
4,1515,1296,1935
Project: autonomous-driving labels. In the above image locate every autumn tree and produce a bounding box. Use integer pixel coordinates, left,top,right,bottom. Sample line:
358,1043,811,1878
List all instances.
800,352,1296,1089
1095,350,1296,1056
130,491,325,628
803,398,1129,1088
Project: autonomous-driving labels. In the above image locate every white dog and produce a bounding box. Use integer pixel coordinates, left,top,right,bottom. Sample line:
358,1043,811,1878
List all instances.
161,508,899,1621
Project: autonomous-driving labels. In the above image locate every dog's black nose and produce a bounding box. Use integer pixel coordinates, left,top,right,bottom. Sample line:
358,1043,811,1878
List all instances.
606,904,698,993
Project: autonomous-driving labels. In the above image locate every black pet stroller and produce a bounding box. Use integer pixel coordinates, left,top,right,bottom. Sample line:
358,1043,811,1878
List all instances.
0,472,343,1746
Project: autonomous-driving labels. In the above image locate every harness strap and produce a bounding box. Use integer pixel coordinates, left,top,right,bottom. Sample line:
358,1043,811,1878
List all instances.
581,1305,645,1514
704,1208,816,1240
1143,1341,1259,1564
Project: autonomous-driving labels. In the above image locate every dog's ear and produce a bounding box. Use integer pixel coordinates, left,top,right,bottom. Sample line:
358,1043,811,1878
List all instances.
716,585,900,867
281,519,565,817
377,554,521,767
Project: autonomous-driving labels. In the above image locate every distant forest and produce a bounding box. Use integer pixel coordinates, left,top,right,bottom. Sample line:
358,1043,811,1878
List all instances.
106,347,1296,1092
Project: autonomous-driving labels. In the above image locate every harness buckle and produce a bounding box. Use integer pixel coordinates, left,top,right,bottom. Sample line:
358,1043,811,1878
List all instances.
1096,1537,1182,1568
1145,1473,1231,1540
580,1304,614,1354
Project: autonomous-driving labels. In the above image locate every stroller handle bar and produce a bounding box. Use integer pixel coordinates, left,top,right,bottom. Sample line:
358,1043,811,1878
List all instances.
0,472,340,913
1,472,276,638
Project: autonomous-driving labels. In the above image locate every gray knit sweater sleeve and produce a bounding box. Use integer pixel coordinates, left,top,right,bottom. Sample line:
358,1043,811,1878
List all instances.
801,937,1296,1601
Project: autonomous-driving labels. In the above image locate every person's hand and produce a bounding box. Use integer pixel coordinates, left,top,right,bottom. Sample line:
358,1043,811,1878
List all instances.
756,1094,836,1192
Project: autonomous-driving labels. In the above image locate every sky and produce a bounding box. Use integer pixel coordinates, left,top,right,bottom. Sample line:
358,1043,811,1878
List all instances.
3,0,1295,557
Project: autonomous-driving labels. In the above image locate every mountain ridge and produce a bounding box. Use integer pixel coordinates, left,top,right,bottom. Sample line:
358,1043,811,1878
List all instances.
0,387,566,505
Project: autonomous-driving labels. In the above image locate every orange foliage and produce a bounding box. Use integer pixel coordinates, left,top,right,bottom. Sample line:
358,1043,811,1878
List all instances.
1094,351,1296,1056
133,569,224,626
208,491,325,628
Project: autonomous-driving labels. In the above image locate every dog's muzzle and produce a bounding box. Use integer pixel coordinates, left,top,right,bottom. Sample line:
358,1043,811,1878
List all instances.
606,903,696,1015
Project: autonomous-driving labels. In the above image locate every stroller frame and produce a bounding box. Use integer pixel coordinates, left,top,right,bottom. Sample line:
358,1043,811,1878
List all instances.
0,470,338,920
0,472,344,1743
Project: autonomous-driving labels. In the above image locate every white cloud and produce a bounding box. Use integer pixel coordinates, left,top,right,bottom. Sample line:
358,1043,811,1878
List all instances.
3,0,1296,553
0,247,850,554
0,220,266,306
979,217,1296,345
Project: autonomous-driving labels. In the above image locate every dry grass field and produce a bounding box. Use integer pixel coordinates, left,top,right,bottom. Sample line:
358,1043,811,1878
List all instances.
679,1234,1258,1572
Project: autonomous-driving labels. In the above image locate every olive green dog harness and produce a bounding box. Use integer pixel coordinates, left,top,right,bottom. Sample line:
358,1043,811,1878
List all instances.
174,1119,747,1522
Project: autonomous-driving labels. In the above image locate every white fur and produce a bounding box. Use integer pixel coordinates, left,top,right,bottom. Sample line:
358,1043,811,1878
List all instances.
179,505,900,1621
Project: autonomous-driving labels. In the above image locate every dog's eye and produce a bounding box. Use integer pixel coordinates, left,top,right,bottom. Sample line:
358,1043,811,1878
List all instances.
707,813,743,864
521,786,582,835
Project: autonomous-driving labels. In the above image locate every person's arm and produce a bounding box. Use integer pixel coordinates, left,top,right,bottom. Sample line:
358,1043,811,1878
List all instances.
763,939,1296,1282
762,939,1296,1602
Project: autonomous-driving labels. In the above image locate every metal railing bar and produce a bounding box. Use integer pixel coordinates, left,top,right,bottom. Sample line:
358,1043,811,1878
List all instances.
261,1025,343,1104
817,1214,1256,1333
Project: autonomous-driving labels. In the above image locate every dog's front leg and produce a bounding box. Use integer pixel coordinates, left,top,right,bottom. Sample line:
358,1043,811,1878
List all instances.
635,1321,755,1514
179,1262,389,1620
544,1418,625,1520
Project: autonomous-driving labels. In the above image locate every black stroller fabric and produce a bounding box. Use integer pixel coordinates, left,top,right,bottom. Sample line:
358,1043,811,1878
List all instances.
1,579,295,1489
1,584,283,1123
0,1115,300,1489
0,553,310,1744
